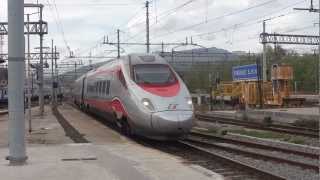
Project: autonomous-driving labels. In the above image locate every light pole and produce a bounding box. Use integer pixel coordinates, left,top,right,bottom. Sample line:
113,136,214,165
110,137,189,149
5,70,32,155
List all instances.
262,20,267,82
146,1,150,53
7,0,27,165
26,14,32,133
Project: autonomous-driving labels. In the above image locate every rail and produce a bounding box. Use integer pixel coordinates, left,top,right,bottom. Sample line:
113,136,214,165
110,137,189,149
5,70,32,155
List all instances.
188,131,319,171
178,140,287,180
196,114,319,138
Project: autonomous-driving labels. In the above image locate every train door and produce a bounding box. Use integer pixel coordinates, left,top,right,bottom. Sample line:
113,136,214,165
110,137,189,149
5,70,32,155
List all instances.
81,77,86,105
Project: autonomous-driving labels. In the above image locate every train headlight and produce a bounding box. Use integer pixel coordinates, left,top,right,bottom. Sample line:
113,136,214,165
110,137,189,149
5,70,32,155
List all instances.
187,99,192,105
186,97,193,108
141,98,155,111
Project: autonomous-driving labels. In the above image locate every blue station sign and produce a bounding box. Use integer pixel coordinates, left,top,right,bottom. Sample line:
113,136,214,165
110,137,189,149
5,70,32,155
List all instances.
232,64,258,81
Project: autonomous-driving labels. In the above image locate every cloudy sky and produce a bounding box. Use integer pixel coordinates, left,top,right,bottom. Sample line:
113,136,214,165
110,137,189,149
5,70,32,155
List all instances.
0,0,318,64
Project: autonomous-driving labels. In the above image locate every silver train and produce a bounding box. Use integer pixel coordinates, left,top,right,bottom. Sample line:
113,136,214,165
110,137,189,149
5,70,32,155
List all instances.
73,54,194,140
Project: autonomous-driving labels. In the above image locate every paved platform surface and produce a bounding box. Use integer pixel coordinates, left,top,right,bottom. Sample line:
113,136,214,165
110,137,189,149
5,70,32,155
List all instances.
0,106,72,148
0,104,223,180
206,107,319,123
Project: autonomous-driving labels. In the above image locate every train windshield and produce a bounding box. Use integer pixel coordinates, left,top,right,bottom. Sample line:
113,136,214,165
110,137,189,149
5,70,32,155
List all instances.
133,64,176,85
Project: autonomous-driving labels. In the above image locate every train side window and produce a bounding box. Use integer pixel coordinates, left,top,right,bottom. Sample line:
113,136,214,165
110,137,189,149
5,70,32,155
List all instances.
100,81,103,95
97,82,100,94
89,85,93,93
100,81,103,94
88,85,91,93
106,80,110,95
102,81,106,94
98,81,102,94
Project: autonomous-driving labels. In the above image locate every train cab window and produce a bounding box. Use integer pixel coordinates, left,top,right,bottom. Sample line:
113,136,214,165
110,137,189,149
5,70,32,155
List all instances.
133,64,177,85
118,70,127,88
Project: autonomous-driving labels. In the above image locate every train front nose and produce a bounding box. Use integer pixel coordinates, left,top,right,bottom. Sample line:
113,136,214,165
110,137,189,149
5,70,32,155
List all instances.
151,111,194,138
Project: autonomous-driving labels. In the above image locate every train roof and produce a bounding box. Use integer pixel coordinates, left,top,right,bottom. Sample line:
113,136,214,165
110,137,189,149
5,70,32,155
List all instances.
83,53,167,77
127,53,167,65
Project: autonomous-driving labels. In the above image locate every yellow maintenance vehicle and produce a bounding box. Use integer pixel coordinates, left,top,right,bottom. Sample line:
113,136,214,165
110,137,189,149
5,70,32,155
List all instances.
213,64,304,107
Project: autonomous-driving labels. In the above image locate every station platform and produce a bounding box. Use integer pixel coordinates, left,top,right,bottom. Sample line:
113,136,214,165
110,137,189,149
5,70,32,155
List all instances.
0,104,222,180
206,107,319,124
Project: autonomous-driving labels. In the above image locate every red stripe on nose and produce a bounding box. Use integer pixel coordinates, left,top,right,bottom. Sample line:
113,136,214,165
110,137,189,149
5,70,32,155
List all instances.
138,82,180,97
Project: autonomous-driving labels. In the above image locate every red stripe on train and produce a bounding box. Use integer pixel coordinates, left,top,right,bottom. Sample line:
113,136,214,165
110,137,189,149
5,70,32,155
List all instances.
84,98,127,117
138,82,180,97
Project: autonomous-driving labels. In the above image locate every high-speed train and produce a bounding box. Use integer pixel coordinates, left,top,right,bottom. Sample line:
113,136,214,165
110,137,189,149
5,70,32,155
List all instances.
73,54,194,140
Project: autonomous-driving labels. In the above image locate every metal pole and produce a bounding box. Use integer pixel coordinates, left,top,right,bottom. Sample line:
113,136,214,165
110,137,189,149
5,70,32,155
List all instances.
51,39,54,106
117,29,120,59
257,57,263,109
54,46,58,104
31,72,34,97
171,49,174,63
7,0,27,164
74,62,77,80
27,14,32,133
39,6,44,115
161,42,164,53
146,1,150,53
209,73,213,111
318,0,320,138
262,20,267,82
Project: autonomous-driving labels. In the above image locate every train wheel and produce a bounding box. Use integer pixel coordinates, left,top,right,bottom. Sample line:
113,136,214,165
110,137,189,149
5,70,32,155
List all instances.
121,119,132,137
85,105,90,113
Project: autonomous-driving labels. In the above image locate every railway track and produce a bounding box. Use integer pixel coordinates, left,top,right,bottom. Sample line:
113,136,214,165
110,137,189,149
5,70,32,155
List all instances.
196,114,319,138
69,102,287,180
187,131,319,171
68,103,314,180
68,102,317,179
137,138,286,180
179,141,288,180
0,102,47,116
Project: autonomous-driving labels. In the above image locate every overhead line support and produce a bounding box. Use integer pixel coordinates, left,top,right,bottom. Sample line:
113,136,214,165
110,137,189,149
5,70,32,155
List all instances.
146,1,150,53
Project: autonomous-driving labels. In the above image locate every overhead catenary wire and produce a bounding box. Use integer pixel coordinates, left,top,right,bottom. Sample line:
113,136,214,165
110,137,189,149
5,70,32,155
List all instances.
104,0,305,54
72,3,147,59
74,0,206,56
124,0,279,44
52,0,70,52
43,3,141,7
150,0,279,40
122,0,199,42
45,0,71,55
154,0,306,44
